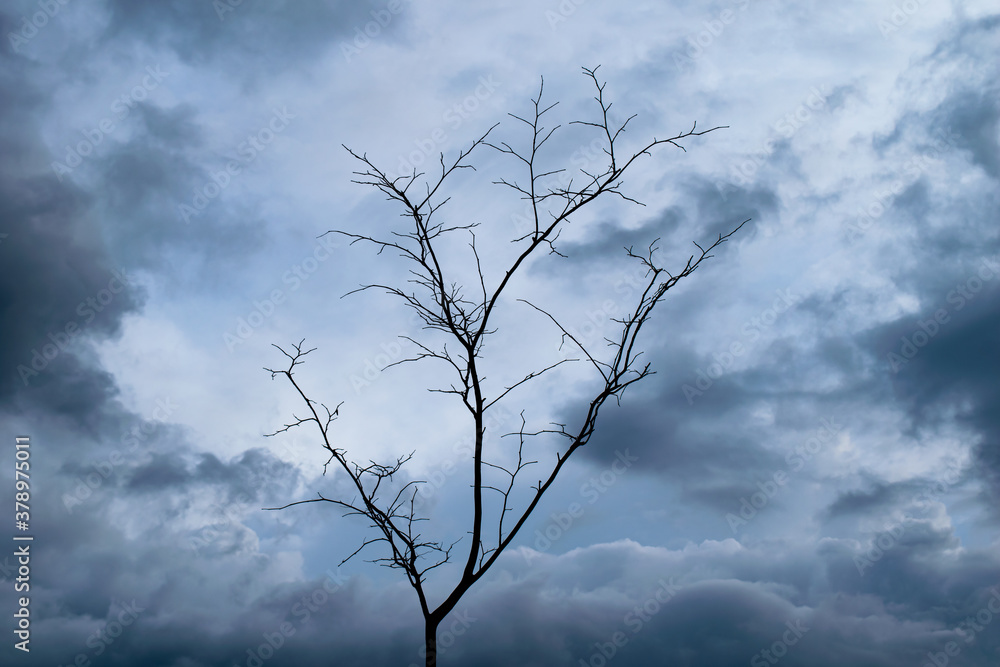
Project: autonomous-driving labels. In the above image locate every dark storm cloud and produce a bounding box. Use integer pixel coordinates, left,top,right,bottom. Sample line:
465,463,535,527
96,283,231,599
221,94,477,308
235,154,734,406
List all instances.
0,173,138,369
2,545,419,666
874,14,998,182
433,538,1000,667
691,177,777,241
554,208,686,265
126,447,300,501
101,0,395,72
0,19,312,665
874,284,1000,504
531,174,773,273
126,451,191,491
933,90,1000,180
819,519,993,619
2,1,999,665
549,282,866,510
823,480,907,519
0,30,143,419
10,0,397,289
577,386,775,486
11,530,996,667
93,102,270,274
839,15,1000,514
11,519,997,667
0,431,309,661
584,6,1000,514
924,15,1000,181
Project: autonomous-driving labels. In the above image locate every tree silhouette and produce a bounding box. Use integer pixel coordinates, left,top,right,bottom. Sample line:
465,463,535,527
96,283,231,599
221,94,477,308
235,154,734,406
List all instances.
264,66,746,666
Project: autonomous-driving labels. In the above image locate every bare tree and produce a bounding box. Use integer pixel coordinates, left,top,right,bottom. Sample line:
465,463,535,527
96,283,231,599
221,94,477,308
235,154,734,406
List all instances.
264,66,746,666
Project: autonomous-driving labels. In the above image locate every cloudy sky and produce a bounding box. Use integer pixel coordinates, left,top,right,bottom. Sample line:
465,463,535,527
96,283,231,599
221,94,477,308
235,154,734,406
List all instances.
2,0,999,665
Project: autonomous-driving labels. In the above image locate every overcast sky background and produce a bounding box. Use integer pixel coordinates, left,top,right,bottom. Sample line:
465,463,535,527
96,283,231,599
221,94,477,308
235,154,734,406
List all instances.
2,1,999,665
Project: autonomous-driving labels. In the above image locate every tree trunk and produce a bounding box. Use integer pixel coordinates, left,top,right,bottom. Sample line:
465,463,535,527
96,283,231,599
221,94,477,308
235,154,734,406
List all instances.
424,615,440,667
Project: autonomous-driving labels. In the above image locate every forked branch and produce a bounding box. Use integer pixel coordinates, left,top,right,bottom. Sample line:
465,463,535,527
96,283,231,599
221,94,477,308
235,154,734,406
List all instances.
265,66,746,667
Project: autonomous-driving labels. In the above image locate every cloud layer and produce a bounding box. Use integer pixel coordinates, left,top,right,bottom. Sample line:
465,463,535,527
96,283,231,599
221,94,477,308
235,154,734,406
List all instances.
1,1,998,665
